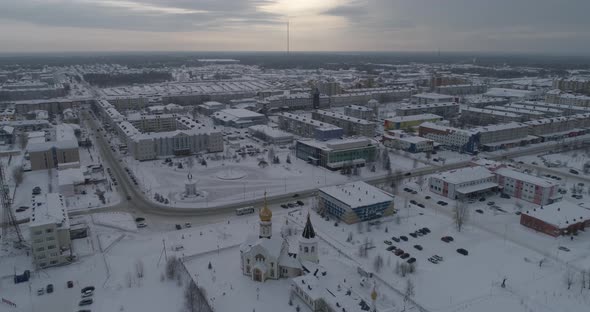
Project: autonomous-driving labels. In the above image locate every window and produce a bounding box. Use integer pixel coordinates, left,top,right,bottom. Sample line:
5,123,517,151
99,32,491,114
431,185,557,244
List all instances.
46,237,55,241
311,246,315,252
34,239,43,244
304,247,309,253
36,247,45,252
50,260,58,265
50,252,57,257
39,262,47,267
34,230,42,236
46,229,53,233
47,245,56,250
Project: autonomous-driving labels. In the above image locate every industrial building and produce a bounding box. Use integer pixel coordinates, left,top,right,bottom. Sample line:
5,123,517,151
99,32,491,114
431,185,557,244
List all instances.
318,181,395,224
520,201,590,237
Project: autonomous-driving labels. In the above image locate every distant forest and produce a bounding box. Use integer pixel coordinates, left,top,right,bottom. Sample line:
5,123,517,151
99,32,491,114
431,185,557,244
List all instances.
83,71,172,87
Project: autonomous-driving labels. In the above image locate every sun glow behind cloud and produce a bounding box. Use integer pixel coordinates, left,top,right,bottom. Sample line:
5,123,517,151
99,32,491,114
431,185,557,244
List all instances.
82,0,207,15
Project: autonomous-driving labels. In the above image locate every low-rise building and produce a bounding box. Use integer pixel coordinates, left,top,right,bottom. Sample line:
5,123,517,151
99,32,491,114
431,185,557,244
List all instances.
212,108,266,128
277,112,343,141
460,107,524,125
384,114,443,130
312,110,375,137
295,138,377,170
434,84,487,95
429,166,497,199
318,181,395,224
382,130,434,153
248,125,293,145
520,201,590,237
495,168,560,205
197,101,226,115
29,193,73,269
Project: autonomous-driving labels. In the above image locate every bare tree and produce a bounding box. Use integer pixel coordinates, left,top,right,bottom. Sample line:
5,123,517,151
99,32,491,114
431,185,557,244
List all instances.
373,255,384,273
12,166,24,186
267,147,275,163
17,132,28,149
565,270,574,290
184,280,208,312
186,157,194,171
135,260,145,279
166,256,180,280
453,201,469,232
404,279,415,309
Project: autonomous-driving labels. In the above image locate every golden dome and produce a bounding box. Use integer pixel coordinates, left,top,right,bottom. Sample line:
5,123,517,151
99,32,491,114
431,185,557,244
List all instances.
371,286,378,301
259,192,272,222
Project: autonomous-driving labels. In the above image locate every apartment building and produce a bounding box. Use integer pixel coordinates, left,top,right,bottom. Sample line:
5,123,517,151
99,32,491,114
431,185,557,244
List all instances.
434,84,487,96
343,105,374,121
496,168,560,205
277,112,343,141
384,114,443,130
126,113,177,132
29,193,72,269
382,130,434,153
552,77,590,94
312,110,376,137
411,93,455,105
460,107,524,125
396,102,460,118
545,89,590,107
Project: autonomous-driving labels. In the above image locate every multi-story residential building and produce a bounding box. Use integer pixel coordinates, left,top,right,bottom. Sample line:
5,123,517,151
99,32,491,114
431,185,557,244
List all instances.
316,81,342,96
495,168,560,205
419,122,475,152
318,181,395,224
106,96,148,111
260,92,329,111
517,100,590,115
524,113,590,138
552,77,590,94
384,114,443,130
429,166,498,200
28,124,80,171
29,193,72,269
483,106,546,119
343,105,374,121
434,84,487,96
465,96,509,108
126,113,177,132
212,108,266,128
248,125,293,145
11,98,85,114
312,110,375,137
127,128,223,160
295,138,377,170
460,107,524,125
329,88,415,107
382,130,434,153
277,112,343,141
0,81,66,101
484,88,537,101
396,102,460,118
503,103,563,117
545,89,590,107
411,93,455,105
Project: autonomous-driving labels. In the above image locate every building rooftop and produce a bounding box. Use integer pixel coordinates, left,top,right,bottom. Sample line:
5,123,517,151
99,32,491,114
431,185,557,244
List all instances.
432,166,495,184
29,193,70,228
298,138,375,151
315,110,373,125
213,108,264,121
461,107,522,118
320,181,393,209
523,201,590,228
411,92,454,100
386,113,442,123
279,112,342,130
484,88,534,98
496,168,558,188
248,125,293,139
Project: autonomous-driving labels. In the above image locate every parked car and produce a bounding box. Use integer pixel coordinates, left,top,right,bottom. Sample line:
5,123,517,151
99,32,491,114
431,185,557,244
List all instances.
16,206,28,212
79,299,93,306
175,224,182,230
386,246,396,251
400,253,410,259
441,236,454,243
391,237,400,243
137,222,147,228
46,284,53,294
476,209,484,214
296,200,304,206
292,193,300,198
67,281,74,288
394,249,404,256
184,222,192,228
280,204,288,209
413,245,423,251
417,203,425,208
37,288,45,296
487,201,495,206
425,196,431,200
400,235,408,241
479,197,486,202
32,186,42,195
457,248,469,256
410,200,417,205
569,169,579,175
409,232,417,238
81,286,95,293
135,217,145,223
421,227,431,233
433,255,444,261
428,257,438,264
407,257,416,264
558,246,571,252
383,240,392,245
287,203,295,208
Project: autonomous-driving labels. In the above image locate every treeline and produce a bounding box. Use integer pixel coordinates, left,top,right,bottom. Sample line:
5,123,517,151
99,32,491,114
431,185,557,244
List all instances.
83,71,172,87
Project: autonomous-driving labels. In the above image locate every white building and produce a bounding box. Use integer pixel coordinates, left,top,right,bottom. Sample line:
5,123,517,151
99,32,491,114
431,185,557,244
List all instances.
29,193,73,269
496,168,560,205
411,93,455,105
318,181,395,224
382,130,434,153
248,125,293,145
212,108,266,128
429,166,497,199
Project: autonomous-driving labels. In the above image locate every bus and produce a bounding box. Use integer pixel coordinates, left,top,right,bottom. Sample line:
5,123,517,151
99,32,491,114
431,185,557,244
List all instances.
236,206,255,216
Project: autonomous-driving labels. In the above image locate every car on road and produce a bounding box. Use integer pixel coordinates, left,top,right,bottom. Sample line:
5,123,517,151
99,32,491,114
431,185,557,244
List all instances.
441,236,454,243
46,284,53,294
16,206,28,212
184,222,192,228
433,255,444,261
410,200,417,205
383,240,392,245
411,190,418,194
79,299,93,306
400,235,408,241
558,246,570,252
407,257,416,264
569,169,579,175
428,258,438,264
32,186,42,195
391,237,400,243
135,217,145,223
417,203,425,208
425,196,431,200
405,172,411,176
292,193,300,198
479,197,486,202
37,288,45,296
487,201,495,206
287,203,295,208
457,248,469,256
281,204,288,209
500,193,511,199
476,209,484,214
81,286,95,293
436,200,447,206
421,227,431,233
82,290,94,298
175,224,182,230
296,200,304,206
400,253,410,259
413,245,423,251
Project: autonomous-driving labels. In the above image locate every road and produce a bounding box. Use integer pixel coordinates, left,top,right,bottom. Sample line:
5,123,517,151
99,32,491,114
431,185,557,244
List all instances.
76,106,590,221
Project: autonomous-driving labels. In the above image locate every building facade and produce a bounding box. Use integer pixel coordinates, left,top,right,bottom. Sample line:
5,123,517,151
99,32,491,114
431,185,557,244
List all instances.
277,112,343,141
495,168,560,205
396,102,460,119
429,166,497,199
312,110,376,137
295,138,377,170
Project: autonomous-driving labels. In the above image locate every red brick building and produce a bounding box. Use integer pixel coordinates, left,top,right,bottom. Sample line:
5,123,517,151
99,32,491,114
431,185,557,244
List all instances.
520,201,590,237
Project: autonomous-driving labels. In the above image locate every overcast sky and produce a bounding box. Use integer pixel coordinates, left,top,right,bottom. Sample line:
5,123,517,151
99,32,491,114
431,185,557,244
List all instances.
1,0,589,53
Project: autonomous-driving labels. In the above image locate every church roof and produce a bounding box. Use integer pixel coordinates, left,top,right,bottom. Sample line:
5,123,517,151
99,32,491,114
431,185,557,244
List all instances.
259,192,272,222
302,213,316,239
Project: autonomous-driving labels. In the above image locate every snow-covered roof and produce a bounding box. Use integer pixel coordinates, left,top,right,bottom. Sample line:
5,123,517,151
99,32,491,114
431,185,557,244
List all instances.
412,92,454,100
484,88,533,98
523,201,590,228
58,168,85,186
278,112,342,130
432,166,495,185
213,108,264,120
461,107,521,118
496,168,558,188
314,110,373,125
297,138,375,151
345,104,373,112
29,193,69,228
248,125,293,139
386,114,442,123
320,181,393,209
